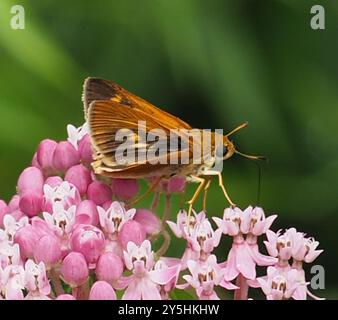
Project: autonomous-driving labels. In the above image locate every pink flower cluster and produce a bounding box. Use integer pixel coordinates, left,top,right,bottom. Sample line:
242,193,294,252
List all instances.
0,124,323,300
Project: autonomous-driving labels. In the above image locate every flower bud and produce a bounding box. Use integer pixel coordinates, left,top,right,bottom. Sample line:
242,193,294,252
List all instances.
19,191,43,217
87,181,112,206
65,164,92,196
61,252,89,287
75,200,99,226
70,225,105,264
96,252,124,283
14,225,39,259
37,139,58,171
32,152,41,169
118,220,146,249
111,179,139,200
167,176,186,193
34,234,62,268
8,195,20,212
89,281,116,300
17,167,44,195
78,135,93,164
53,141,80,172
44,176,63,188
134,209,161,235
19,192,43,217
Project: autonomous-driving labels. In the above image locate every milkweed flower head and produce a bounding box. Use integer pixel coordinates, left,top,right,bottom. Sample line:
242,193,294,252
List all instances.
0,123,324,300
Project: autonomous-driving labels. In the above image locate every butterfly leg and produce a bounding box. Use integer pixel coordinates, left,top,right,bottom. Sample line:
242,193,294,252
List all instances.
217,173,236,207
128,176,162,207
202,178,212,212
187,176,206,219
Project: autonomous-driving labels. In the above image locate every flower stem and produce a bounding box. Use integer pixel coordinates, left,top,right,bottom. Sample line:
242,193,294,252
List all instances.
49,268,64,297
234,274,249,300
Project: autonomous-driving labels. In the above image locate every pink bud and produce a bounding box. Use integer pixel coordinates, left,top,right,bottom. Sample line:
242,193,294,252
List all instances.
19,191,43,217
53,141,80,172
32,152,41,169
0,200,8,227
34,235,62,267
75,200,99,226
70,225,105,264
17,167,44,195
89,281,116,300
14,225,39,259
78,135,93,164
8,195,20,212
65,164,92,196
167,176,186,193
87,181,112,206
19,192,43,217
111,179,139,200
37,139,58,170
96,252,124,283
61,252,89,287
118,220,146,249
56,294,76,300
134,209,161,235
44,176,63,188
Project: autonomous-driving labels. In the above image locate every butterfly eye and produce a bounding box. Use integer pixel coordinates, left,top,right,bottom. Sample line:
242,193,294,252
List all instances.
216,145,228,158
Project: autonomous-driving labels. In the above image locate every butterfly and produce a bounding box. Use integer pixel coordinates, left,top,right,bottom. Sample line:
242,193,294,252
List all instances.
82,77,264,216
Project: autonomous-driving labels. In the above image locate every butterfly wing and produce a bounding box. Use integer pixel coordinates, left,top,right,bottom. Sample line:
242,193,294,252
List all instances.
88,99,197,178
83,77,192,130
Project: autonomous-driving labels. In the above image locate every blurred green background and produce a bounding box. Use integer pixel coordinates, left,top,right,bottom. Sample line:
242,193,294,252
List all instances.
0,0,337,298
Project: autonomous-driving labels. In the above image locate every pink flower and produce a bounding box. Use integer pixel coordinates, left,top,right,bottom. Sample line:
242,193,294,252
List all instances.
89,281,117,300
257,266,304,300
65,164,92,196
187,218,222,261
67,123,89,151
17,167,44,195
167,210,207,240
288,228,323,263
14,225,39,259
0,265,25,300
43,202,76,241
134,209,161,236
78,134,93,164
181,255,236,300
98,201,136,239
53,141,80,172
43,181,80,211
153,259,181,299
75,200,99,226
0,243,22,268
44,176,63,188
111,179,139,200
213,206,277,281
117,240,180,300
96,252,124,284
36,139,58,172
166,176,186,193
264,229,293,266
19,192,44,218
60,252,88,287
24,260,51,299
70,224,105,265
118,220,146,249
87,181,112,206
0,215,29,243
34,235,62,269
